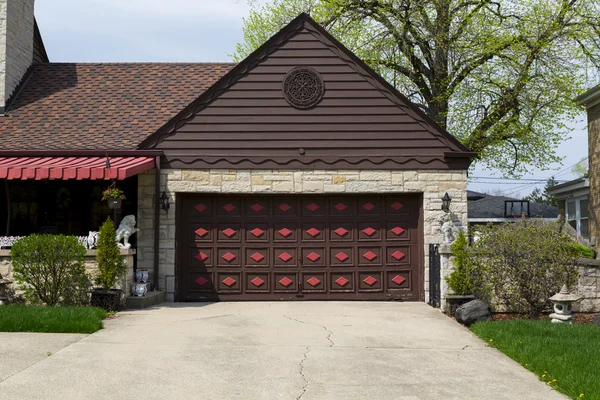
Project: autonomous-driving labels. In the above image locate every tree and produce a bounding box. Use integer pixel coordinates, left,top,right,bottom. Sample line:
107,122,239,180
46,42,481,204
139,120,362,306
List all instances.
96,218,127,291
467,220,579,318
523,176,558,206
235,0,600,175
571,157,589,178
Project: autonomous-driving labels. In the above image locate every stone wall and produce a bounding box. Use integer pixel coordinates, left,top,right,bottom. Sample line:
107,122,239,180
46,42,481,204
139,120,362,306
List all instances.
0,249,135,295
0,0,35,110
575,259,600,312
136,169,468,302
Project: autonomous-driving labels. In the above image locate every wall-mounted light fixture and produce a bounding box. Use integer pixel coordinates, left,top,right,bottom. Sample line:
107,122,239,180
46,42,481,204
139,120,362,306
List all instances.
441,192,452,213
159,191,170,213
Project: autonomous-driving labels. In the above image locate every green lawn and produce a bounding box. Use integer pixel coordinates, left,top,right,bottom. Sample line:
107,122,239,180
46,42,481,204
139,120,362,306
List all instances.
0,305,107,334
471,320,600,400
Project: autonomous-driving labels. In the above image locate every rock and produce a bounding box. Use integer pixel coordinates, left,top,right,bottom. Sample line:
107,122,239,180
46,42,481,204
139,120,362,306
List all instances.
455,299,491,326
594,314,600,327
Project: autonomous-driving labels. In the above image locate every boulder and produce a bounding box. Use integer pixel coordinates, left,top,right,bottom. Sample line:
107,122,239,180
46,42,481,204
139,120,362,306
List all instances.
594,314,600,327
455,299,491,326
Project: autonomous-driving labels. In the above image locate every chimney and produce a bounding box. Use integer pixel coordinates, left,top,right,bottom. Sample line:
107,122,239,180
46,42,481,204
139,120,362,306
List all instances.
0,0,35,113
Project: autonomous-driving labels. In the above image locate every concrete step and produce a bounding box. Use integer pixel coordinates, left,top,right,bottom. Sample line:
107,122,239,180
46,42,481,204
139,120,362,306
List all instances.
126,291,165,309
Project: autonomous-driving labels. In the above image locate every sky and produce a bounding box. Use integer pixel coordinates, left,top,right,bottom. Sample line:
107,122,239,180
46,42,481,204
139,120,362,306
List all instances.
35,0,590,198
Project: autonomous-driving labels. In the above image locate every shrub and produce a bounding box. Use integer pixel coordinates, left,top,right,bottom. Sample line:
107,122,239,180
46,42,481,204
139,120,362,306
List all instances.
95,218,127,291
11,235,90,306
467,220,579,318
446,232,478,295
565,241,596,259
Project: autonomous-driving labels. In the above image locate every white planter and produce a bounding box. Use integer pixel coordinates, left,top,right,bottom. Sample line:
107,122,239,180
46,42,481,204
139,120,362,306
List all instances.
132,282,147,297
135,269,149,283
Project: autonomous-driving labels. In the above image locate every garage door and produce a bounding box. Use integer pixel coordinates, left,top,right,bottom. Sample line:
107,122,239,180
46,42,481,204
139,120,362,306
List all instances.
176,195,422,301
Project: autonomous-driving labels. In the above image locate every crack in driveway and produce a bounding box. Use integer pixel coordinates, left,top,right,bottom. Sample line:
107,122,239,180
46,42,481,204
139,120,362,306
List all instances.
297,346,310,400
283,314,334,347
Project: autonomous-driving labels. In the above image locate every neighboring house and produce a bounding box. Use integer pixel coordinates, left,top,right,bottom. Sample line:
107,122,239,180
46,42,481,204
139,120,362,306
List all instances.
0,4,476,303
547,178,590,240
574,84,600,244
467,190,558,225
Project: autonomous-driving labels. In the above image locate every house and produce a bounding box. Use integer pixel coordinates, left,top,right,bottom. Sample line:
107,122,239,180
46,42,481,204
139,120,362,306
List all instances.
569,84,600,244
467,190,558,226
0,3,475,303
547,178,590,241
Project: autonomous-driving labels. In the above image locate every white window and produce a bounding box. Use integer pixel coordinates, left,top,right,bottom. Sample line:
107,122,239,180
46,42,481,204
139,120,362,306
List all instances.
566,198,589,239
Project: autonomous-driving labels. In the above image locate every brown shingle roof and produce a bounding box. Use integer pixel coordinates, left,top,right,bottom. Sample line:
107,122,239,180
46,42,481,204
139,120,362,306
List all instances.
0,62,235,150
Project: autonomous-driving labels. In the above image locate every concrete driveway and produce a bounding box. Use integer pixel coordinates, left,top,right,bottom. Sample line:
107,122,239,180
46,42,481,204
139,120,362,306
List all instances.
0,302,565,399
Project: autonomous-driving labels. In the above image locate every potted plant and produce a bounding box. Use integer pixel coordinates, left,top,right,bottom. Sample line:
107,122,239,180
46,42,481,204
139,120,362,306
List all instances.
102,187,126,209
444,232,477,316
91,218,128,311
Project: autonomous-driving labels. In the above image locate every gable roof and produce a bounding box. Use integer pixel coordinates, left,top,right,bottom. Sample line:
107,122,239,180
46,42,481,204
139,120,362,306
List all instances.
468,194,558,219
0,63,235,149
140,13,475,163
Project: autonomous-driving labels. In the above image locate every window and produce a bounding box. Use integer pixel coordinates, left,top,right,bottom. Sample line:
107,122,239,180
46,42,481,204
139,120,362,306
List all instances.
566,198,589,239
505,200,530,218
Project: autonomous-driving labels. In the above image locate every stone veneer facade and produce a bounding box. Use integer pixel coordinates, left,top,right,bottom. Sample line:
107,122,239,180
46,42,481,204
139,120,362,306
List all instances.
0,0,35,110
136,169,468,302
588,101,600,243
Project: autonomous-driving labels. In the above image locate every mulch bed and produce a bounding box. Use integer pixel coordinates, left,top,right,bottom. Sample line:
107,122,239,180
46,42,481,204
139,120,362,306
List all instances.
492,313,597,325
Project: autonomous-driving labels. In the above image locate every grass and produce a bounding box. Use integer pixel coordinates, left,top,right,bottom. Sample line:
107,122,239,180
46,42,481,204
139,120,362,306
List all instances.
0,305,107,334
471,320,600,399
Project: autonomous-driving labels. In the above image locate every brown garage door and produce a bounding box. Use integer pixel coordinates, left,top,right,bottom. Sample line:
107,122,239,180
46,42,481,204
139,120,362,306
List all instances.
176,195,422,301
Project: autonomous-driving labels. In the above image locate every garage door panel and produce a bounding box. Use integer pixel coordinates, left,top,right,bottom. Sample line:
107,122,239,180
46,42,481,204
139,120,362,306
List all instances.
301,247,326,266
330,223,353,241
273,272,298,292
358,222,381,241
216,272,242,293
178,194,422,301
217,248,241,267
330,247,353,266
386,246,410,264
274,223,298,241
191,248,212,266
245,272,270,292
301,198,326,217
301,272,326,292
329,272,354,292
274,248,298,267
358,271,383,292
245,248,269,266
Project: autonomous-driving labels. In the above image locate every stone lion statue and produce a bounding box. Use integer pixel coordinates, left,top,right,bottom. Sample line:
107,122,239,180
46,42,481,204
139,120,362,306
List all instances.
116,215,139,249
440,213,460,244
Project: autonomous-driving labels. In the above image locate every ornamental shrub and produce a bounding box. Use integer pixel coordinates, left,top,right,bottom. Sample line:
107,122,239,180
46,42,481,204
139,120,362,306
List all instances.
467,220,579,318
565,241,596,259
446,232,478,295
96,218,127,291
11,235,90,306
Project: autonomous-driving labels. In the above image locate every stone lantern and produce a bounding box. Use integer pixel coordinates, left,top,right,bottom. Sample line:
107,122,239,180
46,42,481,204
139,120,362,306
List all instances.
549,285,582,324
0,273,12,305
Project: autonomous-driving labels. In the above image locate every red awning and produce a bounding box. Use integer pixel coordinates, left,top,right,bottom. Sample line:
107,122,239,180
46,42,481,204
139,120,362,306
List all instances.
0,156,156,180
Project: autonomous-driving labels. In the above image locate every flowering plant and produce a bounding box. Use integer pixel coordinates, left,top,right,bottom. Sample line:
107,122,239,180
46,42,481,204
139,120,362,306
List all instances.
101,187,126,201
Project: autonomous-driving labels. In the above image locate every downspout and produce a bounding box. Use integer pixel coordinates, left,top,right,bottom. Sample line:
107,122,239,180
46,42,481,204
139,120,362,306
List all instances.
153,156,160,292
4,180,9,235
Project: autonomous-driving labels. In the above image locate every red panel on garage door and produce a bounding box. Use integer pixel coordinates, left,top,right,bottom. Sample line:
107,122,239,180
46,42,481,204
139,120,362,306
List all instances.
177,195,422,301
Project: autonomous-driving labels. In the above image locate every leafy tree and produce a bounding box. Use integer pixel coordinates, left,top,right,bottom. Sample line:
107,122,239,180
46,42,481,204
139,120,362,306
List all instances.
446,231,479,295
571,157,589,178
523,176,558,206
96,218,127,291
467,220,579,318
11,235,90,306
235,0,600,175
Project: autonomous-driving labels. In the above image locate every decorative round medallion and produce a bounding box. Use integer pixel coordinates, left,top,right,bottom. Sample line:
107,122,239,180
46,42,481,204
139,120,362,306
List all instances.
282,67,325,109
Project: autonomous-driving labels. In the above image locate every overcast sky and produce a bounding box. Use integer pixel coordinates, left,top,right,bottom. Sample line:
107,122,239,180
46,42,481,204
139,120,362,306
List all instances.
35,0,590,198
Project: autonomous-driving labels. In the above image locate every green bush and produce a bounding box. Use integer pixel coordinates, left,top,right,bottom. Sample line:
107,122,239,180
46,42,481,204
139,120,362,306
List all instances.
11,235,90,306
565,241,596,259
467,220,579,318
446,232,478,295
95,218,127,290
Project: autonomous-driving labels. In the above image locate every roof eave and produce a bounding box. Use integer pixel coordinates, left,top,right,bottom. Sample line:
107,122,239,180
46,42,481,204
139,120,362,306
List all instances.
575,84,600,108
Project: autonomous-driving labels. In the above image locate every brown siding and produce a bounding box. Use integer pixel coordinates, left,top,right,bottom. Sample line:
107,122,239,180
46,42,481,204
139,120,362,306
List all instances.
153,24,470,170
32,20,49,64
588,102,600,243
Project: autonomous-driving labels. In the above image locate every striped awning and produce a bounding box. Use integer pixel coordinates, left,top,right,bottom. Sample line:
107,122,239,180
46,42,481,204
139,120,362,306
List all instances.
0,156,156,180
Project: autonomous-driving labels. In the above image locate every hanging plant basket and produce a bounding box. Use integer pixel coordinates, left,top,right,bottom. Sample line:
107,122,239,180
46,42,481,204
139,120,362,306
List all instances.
107,198,122,209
